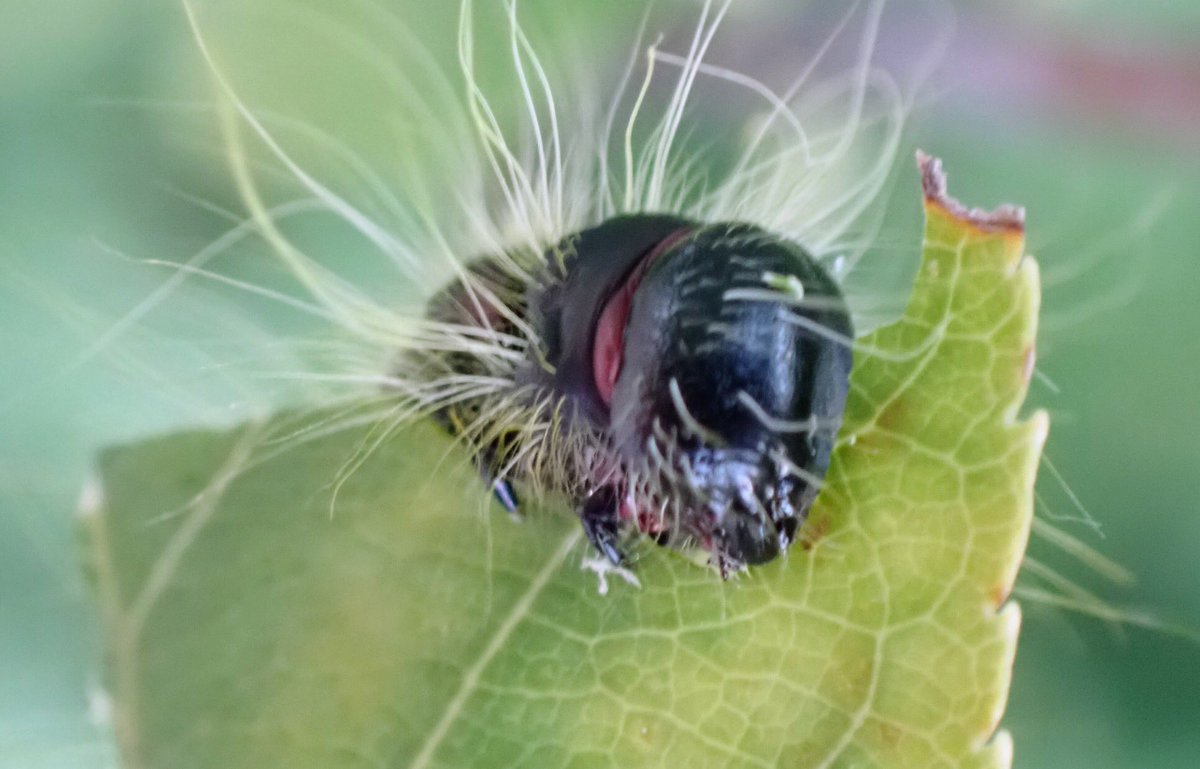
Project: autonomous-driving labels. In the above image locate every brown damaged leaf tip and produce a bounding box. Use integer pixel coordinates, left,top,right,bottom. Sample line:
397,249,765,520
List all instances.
917,150,1026,234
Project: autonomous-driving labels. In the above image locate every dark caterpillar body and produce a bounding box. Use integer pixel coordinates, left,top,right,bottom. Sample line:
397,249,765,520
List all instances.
427,214,853,575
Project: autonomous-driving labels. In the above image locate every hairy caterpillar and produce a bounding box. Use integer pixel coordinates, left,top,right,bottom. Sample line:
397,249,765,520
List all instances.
176,0,936,576
424,214,853,572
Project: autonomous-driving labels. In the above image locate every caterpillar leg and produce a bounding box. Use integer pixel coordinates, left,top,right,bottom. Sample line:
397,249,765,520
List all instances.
477,443,520,517
432,408,520,517
579,486,625,565
489,474,520,516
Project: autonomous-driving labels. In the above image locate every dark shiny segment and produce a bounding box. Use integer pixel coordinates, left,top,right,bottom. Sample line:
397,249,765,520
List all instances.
611,223,853,565
523,214,695,427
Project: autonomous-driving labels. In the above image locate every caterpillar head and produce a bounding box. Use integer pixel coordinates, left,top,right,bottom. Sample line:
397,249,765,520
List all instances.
523,215,853,570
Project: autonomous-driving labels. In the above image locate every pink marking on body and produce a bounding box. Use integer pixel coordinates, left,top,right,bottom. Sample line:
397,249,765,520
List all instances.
637,509,663,535
591,228,695,407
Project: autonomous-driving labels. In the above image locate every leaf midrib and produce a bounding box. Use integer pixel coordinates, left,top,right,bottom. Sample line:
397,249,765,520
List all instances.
406,529,583,769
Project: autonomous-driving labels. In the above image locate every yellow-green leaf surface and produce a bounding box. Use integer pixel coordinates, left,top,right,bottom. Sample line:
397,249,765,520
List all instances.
84,156,1045,769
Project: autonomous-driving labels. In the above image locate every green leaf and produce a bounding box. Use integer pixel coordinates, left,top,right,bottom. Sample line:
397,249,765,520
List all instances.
83,155,1045,769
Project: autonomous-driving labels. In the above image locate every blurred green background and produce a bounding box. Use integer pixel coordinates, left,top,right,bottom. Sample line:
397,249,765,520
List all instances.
2,0,1197,767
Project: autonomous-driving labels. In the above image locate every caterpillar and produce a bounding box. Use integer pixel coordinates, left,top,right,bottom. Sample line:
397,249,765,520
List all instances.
180,0,927,576
423,214,853,572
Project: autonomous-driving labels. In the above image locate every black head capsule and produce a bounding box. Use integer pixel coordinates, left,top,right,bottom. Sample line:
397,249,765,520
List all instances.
428,214,853,574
